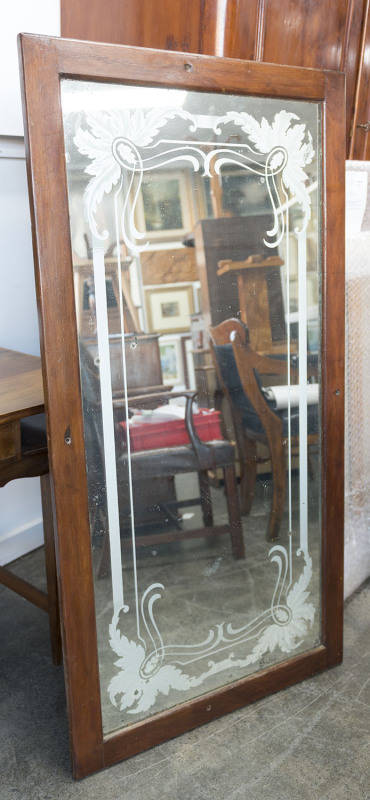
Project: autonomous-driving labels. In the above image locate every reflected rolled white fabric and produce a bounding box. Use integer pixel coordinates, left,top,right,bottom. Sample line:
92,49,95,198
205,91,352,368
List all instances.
263,383,319,409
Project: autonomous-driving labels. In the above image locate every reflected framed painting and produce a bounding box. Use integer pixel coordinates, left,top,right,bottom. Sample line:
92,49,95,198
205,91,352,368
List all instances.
158,335,184,385
19,35,345,779
146,285,194,332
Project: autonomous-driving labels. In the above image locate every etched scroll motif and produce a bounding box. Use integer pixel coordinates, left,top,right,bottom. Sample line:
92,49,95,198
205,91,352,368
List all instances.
214,110,315,240
74,108,315,251
108,549,314,714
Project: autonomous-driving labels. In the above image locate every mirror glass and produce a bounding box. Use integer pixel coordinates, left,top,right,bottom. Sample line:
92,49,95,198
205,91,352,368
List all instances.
61,80,321,735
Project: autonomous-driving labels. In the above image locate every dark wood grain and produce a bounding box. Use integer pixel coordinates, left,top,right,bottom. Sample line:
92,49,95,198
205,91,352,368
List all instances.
61,0,369,157
0,450,49,485
61,0,206,52
27,34,327,100
349,0,370,159
320,70,346,665
340,0,368,150
19,35,105,779
260,0,365,154
19,34,345,779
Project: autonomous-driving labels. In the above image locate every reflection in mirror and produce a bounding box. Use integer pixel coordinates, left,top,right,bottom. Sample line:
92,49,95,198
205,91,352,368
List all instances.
61,82,321,734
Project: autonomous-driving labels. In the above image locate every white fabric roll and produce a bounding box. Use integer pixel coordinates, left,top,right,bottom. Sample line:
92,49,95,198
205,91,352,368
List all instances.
263,383,319,409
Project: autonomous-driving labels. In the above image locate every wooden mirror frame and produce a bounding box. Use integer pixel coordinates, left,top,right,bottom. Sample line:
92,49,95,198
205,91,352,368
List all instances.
19,34,345,779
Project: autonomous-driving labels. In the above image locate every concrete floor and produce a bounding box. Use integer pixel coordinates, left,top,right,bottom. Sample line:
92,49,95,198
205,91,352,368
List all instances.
1,544,369,799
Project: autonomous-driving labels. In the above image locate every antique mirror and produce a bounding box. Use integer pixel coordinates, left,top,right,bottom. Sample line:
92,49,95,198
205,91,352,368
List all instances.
19,35,345,778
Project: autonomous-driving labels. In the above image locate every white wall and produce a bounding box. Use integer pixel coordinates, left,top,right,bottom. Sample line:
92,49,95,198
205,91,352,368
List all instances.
0,1,60,136
0,144,40,354
0,2,60,565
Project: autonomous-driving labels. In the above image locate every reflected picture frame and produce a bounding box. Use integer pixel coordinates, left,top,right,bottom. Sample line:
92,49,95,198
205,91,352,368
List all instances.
158,335,184,385
146,285,194,333
133,169,195,242
19,34,345,779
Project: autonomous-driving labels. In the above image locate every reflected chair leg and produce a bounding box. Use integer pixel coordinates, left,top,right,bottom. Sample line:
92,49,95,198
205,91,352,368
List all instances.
40,473,62,665
266,437,287,541
240,437,257,516
224,464,245,559
198,469,213,527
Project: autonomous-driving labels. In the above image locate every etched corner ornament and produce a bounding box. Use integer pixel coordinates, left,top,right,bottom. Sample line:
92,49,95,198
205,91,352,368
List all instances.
73,107,315,253
108,549,314,714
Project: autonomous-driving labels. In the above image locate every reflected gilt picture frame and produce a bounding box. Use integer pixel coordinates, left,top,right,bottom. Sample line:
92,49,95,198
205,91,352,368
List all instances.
19,34,345,779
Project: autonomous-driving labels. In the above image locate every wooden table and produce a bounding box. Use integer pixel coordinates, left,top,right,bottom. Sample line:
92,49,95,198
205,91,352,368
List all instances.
0,348,45,479
0,348,61,664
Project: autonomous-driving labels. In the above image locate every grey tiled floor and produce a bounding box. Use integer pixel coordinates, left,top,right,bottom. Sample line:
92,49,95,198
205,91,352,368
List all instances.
1,542,369,798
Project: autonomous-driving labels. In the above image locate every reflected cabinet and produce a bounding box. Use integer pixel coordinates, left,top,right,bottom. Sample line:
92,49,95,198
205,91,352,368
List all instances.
19,35,345,778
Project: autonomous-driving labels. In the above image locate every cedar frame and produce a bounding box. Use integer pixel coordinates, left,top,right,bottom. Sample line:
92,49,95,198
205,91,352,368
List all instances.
18,34,345,779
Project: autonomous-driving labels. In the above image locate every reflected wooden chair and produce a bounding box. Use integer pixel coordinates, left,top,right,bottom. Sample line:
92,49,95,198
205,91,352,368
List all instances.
78,347,245,576
97,390,245,576
123,391,243,539
209,318,319,541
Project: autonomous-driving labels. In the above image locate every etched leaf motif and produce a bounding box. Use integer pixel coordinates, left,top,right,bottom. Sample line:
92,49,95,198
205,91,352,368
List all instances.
73,107,197,240
115,143,136,166
245,553,315,664
108,616,192,714
121,107,194,147
286,555,315,625
270,152,285,170
215,109,315,231
127,665,192,714
108,635,146,711
74,119,121,239
220,110,281,152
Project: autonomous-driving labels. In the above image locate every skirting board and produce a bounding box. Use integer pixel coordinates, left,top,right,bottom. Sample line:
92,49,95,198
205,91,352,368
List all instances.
0,518,44,566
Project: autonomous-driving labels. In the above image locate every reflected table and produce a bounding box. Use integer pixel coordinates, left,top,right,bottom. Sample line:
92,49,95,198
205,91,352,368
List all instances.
0,348,62,664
